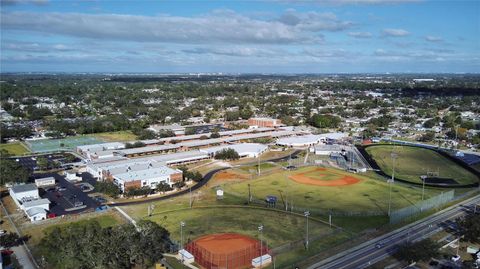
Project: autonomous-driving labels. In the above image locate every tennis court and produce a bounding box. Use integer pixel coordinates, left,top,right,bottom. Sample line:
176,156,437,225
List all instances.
26,136,104,153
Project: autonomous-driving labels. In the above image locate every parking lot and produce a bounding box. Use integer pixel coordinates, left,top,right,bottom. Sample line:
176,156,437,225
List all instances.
33,172,99,216
13,153,81,172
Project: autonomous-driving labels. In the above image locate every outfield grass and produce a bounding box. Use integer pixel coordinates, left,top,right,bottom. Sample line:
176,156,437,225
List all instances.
237,162,278,173
224,166,440,213
0,142,30,156
144,207,333,248
87,131,137,142
365,145,478,185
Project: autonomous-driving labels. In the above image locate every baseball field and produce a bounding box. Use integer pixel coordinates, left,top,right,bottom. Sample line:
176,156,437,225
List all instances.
365,145,479,185
223,166,440,213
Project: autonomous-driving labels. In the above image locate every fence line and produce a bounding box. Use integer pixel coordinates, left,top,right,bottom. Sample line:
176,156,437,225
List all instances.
389,190,455,224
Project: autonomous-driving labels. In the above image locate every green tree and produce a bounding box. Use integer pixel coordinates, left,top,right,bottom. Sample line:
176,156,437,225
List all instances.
155,182,173,193
37,157,49,170
94,181,121,198
393,239,440,263
308,114,341,128
0,232,21,248
0,159,29,186
214,148,240,161
458,214,480,243
38,219,170,269
210,132,220,138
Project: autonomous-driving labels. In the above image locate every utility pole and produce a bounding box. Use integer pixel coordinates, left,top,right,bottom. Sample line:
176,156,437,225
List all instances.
248,184,251,203
258,224,264,267
189,187,192,208
304,211,310,250
258,153,261,175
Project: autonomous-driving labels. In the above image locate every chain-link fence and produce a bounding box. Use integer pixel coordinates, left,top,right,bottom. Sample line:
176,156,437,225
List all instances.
389,190,455,224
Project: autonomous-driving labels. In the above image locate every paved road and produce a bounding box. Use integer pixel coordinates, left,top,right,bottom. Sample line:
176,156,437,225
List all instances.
308,194,480,269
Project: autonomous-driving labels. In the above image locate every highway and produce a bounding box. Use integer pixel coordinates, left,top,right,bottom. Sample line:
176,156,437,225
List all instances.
308,194,480,269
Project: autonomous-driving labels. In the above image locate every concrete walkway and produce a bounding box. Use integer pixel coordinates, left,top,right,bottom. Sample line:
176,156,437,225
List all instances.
113,206,137,227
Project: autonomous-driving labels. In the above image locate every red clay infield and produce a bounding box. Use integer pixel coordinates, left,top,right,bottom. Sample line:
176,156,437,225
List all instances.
289,168,361,186
185,233,268,269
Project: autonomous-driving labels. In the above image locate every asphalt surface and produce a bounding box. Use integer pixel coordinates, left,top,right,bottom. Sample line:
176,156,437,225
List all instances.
33,172,98,215
12,153,80,172
308,194,480,269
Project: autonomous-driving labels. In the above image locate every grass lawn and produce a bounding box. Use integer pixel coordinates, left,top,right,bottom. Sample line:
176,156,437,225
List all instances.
143,207,333,248
365,145,478,185
0,142,30,156
87,131,137,142
223,166,441,213
237,162,278,173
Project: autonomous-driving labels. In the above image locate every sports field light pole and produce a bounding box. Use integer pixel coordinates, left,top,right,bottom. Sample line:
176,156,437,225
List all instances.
421,175,426,202
258,224,264,267
388,152,398,216
180,221,185,253
304,211,310,250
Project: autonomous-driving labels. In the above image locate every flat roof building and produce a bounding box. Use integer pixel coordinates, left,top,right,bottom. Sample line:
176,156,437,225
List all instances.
248,117,282,128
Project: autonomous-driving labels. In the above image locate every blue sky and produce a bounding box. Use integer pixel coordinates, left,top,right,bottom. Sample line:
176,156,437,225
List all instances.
1,0,479,73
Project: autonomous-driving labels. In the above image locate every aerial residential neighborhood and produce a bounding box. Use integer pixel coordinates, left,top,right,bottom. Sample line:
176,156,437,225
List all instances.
1,1,479,269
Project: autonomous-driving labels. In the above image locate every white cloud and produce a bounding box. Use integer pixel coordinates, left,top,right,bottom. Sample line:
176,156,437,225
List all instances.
1,10,352,45
182,47,284,57
277,10,354,31
425,35,443,42
381,28,410,37
348,31,373,38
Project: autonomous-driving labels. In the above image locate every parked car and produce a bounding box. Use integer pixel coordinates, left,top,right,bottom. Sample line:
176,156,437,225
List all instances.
57,187,67,191
74,201,84,207
0,230,6,235
47,213,56,219
94,196,107,203
1,249,14,255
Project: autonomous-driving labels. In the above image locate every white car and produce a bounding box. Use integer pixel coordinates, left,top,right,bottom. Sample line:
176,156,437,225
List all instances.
0,230,6,235
451,255,461,262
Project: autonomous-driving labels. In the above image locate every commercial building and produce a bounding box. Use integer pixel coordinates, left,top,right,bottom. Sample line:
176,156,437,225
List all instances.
80,129,301,159
276,135,323,147
35,177,56,188
76,142,125,160
9,183,39,208
248,117,282,128
9,183,50,222
86,150,210,180
112,166,183,192
200,143,268,158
